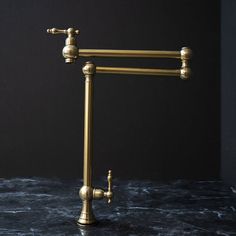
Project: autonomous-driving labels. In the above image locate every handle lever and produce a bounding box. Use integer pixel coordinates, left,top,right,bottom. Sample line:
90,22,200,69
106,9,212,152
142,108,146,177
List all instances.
47,27,80,64
106,170,113,203
92,170,113,203
47,28,79,36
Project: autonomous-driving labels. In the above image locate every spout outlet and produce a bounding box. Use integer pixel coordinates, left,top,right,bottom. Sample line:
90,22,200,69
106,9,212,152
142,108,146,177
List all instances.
62,44,78,64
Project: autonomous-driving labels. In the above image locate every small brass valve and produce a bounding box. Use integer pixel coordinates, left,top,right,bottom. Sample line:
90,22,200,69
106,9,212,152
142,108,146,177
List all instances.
106,170,113,203
47,28,79,63
93,170,113,203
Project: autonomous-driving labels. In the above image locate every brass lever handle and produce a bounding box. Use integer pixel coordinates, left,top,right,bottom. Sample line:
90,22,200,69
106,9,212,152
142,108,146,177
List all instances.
93,170,113,203
47,27,80,64
105,170,113,203
47,28,79,36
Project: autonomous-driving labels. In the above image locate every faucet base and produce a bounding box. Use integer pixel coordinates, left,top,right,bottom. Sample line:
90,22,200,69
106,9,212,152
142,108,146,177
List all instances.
77,200,96,225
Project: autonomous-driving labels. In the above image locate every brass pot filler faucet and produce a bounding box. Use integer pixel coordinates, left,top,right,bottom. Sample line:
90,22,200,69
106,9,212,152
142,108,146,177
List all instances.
47,27,192,225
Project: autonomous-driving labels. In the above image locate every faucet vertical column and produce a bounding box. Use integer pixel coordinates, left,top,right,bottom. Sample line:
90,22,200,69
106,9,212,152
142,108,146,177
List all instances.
78,61,96,225
78,61,113,225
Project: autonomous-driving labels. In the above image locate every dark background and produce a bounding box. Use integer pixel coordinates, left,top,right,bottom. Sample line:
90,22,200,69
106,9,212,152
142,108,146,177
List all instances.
221,0,236,185
0,0,220,180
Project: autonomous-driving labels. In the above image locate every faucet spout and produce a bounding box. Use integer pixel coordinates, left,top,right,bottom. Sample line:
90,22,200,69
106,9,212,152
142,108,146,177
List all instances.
47,27,79,63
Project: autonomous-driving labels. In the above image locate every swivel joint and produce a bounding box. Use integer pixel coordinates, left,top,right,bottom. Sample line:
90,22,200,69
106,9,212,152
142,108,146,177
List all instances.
180,47,192,80
47,27,79,64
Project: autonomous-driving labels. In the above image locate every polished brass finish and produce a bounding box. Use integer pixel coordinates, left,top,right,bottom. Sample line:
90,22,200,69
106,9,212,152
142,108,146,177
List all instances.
79,49,181,58
47,28,80,63
180,47,192,80
77,62,113,225
93,170,113,203
79,48,192,80
78,185,95,225
78,61,96,225
82,62,95,187
47,27,191,79
106,170,113,204
96,66,180,77
47,27,192,225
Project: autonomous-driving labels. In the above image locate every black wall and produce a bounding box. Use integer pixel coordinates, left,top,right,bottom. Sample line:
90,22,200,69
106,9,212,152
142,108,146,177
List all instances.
221,0,236,185
0,0,220,180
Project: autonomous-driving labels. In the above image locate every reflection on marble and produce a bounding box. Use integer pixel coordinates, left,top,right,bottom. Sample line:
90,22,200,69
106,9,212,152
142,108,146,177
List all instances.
0,178,236,235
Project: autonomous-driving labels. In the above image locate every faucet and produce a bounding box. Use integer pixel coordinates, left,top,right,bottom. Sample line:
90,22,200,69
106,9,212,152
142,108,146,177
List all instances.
47,27,192,225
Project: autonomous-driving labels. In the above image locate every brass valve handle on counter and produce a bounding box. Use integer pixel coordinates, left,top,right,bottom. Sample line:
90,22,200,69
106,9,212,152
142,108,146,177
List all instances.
93,170,113,204
105,170,113,204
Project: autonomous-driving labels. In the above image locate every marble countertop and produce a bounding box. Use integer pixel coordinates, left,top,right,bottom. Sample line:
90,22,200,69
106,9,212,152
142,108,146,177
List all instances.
0,178,236,236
